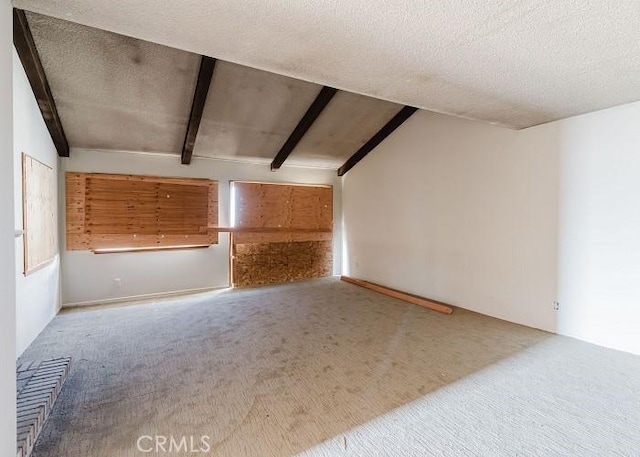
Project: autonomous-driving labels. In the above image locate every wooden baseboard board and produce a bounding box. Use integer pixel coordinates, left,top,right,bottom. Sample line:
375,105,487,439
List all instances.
340,276,453,315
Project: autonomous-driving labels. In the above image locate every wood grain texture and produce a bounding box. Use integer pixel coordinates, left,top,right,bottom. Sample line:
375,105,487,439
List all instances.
204,227,331,233
233,181,332,231
22,153,57,274
232,181,333,286
233,231,332,244
341,276,453,314
205,226,331,244
233,241,333,287
66,172,218,250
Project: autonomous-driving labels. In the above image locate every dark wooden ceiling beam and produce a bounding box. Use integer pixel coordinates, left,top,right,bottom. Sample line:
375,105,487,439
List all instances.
271,86,338,171
181,56,217,165
13,9,69,157
337,106,418,176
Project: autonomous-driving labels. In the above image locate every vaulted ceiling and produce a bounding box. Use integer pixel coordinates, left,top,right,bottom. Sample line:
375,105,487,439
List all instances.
21,11,406,170
26,11,200,155
15,0,640,130
17,1,640,171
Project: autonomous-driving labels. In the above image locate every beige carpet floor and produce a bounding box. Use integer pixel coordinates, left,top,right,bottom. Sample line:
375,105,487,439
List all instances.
19,277,640,456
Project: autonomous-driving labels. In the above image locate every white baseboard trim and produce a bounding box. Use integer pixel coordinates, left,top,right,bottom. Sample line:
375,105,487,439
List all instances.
62,286,226,309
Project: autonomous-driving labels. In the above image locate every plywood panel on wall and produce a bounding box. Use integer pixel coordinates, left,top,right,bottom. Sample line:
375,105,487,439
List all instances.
234,181,332,231
22,153,57,274
66,172,218,250
232,181,333,287
233,240,333,287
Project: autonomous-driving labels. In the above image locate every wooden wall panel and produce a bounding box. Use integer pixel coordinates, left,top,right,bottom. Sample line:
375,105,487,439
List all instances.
231,181,333,287
66,172,218,251
22,153,57,274
234,182,332,230
157,183,210,235
233,240,333,287
85,177,159,235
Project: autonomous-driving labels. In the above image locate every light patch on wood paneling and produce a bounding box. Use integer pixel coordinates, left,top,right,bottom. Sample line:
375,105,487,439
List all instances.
66,172,218,251
22,153,57,274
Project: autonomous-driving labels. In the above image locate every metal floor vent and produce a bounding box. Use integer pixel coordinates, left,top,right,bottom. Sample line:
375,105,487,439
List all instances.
16,357,71,457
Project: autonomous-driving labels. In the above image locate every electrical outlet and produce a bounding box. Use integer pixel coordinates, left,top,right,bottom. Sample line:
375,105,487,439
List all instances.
553,301,560,311
114,278,122,287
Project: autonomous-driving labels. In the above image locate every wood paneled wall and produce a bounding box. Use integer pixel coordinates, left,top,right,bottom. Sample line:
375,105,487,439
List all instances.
232,182,333,287
66,172,218,251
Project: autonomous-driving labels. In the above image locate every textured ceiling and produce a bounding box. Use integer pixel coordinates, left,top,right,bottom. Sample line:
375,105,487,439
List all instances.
15,0,640,129
193,61,321,162
27,13,408,168
194,64,404,168
26,11,199,154
25,11,407,168
287,92,403,168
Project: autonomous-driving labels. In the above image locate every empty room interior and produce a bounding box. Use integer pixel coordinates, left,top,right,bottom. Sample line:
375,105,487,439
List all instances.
2,1,640,456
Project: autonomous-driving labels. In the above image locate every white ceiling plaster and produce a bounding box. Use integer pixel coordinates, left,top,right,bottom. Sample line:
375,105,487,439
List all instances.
15,0,640,129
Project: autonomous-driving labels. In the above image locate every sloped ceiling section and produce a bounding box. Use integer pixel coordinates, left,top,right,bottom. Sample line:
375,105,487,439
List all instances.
193,62,405,168
24,11,410,169
193,61,322,162
26,11,200,154
287,92,403,168
15,0,640,129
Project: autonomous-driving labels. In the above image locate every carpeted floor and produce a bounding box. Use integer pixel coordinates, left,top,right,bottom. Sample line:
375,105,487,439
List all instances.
20,277,640,456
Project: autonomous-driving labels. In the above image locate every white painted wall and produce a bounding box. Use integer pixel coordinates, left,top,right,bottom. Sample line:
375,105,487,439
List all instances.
550,101,640,355
60,150,342,305
13,49,61,356
343,103,640,355
0,0,16,452
342,110,560,333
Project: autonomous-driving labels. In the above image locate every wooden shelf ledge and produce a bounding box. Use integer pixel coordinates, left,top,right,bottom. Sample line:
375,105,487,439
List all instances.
202,226,332,233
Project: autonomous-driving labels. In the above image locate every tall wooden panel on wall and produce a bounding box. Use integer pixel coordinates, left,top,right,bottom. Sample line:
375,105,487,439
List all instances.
232,182,333,287
22,153,57,274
